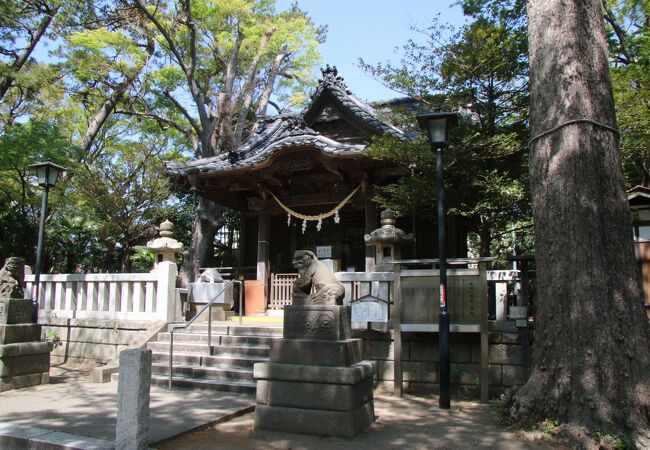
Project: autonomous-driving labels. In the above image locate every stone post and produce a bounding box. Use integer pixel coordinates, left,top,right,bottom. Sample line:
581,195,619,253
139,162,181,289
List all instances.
116,348,151,450
156,261,178,322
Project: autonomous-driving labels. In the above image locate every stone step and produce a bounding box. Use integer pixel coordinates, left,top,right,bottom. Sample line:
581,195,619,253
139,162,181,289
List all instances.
176,325,231,335
147,341,270,358
151,363,254,382
186,324,283,337
150,373,256,394
148,323,280,393
156,332,278,347
152,351,267,370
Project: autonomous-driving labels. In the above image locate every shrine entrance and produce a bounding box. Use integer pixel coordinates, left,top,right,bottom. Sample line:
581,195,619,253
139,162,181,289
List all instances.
167,67,469,309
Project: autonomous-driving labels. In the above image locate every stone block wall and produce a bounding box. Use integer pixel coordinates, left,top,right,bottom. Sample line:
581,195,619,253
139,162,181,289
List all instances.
488,321,528,394
1,298,51,391
351,321,528,398
40,318,166,365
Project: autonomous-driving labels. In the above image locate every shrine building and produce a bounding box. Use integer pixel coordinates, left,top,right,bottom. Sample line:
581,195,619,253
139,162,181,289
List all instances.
167,67,470,303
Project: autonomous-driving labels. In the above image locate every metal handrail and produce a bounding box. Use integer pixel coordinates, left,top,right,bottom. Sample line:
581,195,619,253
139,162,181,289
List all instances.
168,279,243,390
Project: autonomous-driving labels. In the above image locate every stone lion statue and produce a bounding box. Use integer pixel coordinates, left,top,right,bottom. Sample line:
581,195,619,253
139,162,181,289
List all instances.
291,250,344,305
0,257,25,299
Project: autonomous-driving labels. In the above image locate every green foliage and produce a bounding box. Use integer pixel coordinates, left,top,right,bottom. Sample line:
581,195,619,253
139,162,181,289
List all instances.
63,27,148,84
593,429,634,450
45,329,62,348
0,0,323,273
0,120,78,264
541,418,559,439
68,121,177,271
363,2,530,257
134,0,323,155
130,246,155,273
604,0,650,186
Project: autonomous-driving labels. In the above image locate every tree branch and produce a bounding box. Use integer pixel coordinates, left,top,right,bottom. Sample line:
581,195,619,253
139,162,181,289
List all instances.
163,89,201,135
134,0,188,73
256,51,287,118
0,5,59,101
233,26,277,146
114,108,199,152
602,1,632,65
135,0,211,152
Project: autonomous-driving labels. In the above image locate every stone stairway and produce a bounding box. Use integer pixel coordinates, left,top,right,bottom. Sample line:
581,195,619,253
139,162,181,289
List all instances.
139,323,283,394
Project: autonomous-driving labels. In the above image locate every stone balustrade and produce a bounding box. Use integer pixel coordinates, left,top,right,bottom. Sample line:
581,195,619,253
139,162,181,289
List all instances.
24,262,179,323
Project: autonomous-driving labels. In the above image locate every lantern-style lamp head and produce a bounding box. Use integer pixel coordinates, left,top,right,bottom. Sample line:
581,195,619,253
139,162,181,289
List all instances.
28,161,67,188
416,111,459,148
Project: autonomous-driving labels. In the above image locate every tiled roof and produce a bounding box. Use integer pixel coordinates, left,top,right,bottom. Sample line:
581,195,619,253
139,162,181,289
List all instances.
167,66,407,177
303,66,407,138
166,114,365,176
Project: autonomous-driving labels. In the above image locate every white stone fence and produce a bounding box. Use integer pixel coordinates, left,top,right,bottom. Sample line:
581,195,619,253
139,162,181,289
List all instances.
24,262,180,322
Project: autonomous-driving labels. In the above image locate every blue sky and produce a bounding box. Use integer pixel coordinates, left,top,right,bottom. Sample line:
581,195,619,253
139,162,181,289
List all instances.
276,0,467,102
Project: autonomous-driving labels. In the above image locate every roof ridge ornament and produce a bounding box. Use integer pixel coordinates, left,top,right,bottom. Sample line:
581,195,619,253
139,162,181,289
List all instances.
285,115,317,136
320,65,351,94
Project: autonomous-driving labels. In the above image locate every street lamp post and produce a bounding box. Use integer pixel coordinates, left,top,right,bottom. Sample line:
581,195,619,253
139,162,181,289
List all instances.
28,161,66,323
416,111,458,409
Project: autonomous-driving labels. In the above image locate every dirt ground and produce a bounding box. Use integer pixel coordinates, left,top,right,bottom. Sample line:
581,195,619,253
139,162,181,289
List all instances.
153,392,563,450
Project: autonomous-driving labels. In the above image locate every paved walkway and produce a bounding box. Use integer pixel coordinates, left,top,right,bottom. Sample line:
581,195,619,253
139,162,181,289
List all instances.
157,392,559,450
0,363,255,449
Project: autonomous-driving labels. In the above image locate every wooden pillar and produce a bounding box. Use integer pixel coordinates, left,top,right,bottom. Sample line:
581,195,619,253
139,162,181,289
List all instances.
289,219,297,263
238,214,247,276
364,194,377,272
257,205,270,285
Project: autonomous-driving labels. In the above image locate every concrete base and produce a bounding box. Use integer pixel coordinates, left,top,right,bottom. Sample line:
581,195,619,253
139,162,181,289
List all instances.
269,338,363,366
255,401,374,438
254,304,374,438
0,301,51,392
0,372,49,392
283,305,352,340
0,323,41,344
0,298,33,324
0,351,50,377
0,341,51,390
187,303,234,322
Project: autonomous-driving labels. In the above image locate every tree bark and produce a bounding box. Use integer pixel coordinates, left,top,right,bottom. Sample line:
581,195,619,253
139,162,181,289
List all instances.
511,0,650,443
181,196,223,286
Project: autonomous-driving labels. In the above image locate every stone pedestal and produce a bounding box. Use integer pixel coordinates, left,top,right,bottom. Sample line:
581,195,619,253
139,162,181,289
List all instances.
254,305,375,438
185,303,234,322
0,298,50,392
187,282,235,321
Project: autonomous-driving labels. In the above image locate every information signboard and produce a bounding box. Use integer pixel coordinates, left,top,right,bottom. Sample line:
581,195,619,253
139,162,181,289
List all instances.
316,246,332,258
351,294,388,323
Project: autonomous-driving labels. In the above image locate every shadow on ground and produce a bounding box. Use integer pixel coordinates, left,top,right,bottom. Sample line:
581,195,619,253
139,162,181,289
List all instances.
0,363,254,443
154,393,561,450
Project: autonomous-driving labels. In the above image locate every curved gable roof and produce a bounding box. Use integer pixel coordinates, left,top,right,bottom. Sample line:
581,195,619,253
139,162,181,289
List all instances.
166,114,365,177
166,66,408,178
303,66,407,139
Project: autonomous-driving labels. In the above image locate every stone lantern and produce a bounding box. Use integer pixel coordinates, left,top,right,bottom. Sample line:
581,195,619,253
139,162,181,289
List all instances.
364,209,413,271
146,220,184,271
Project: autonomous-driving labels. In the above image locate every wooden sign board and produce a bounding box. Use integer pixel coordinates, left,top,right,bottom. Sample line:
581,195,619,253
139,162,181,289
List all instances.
316,246,332,258
351,294,388,323
509,306,527,319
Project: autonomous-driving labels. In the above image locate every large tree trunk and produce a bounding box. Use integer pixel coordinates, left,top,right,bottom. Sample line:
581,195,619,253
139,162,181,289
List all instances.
181,197,223,286
510,0,650,444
